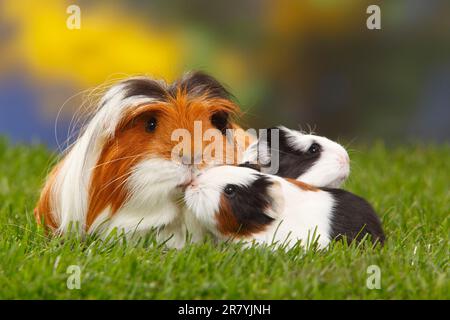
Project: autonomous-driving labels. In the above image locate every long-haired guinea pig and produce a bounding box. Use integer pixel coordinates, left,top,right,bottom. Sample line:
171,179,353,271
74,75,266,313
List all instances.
243,126,350,188
34,71,254,247
183,165,384,249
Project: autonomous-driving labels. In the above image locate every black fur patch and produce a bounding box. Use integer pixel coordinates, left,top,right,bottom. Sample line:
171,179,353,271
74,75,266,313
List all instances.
120,72,232,104
323,188,385,245
122,78,167,100
262,127,321,179
221,174,275,235
171,71,232,100
238,162,262,172
210,111,230,134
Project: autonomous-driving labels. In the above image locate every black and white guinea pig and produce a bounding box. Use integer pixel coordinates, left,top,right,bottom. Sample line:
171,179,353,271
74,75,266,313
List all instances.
243,126,350,188
184,165,384,249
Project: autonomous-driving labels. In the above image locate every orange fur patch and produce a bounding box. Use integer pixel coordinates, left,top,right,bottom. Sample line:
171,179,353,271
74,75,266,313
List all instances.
34,161,62,230
285,178,319,192
216,194,272,237
216,195,244,236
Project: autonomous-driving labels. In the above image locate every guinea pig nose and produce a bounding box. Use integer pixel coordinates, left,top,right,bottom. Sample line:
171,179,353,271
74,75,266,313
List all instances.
338,154,350,167
189,181,198,188
344,154,350,163
339,152,348,161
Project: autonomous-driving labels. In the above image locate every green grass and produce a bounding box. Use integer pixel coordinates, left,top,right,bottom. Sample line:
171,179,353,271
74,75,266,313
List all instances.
0,138,448,299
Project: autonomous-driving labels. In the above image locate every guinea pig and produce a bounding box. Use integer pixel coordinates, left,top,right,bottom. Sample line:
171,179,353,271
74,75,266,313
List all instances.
183,165,385,249
34,71,254,247
243,126,350,188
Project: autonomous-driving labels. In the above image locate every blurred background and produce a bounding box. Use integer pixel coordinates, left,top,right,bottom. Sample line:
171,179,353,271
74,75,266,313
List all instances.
0,0,449,150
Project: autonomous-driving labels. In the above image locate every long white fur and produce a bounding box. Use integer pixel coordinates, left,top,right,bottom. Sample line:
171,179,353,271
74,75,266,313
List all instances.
184,166,335,249
49,77,199,247
243,126,350,188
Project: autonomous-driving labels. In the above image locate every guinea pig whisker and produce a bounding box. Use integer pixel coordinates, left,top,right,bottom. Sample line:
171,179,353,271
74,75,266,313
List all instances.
60,78,113,150
296,123,316,135
55,86,94,152
174,197,186,207
96,170,135,193
90,153,152,194
58,76,153,153
342,136,358,150
110,172,136,196
89,153,149,171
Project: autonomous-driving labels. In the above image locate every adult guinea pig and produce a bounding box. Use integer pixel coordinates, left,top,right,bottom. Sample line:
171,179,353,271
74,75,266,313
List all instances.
243,126,350,188
183,165,385,249
34,71,254,247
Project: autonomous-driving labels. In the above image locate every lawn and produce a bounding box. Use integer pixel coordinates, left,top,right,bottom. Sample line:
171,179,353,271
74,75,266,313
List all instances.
0,138,448,299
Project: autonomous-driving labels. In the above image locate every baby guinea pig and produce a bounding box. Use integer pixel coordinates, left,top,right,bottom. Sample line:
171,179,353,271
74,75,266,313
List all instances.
243,126,350,188
183,165,385,249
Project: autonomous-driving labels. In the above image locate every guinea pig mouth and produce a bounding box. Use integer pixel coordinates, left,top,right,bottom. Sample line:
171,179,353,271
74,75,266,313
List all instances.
175,168,198,190
177,180,193,191
177,175,198,191
328,175,347,188
177,170,203,191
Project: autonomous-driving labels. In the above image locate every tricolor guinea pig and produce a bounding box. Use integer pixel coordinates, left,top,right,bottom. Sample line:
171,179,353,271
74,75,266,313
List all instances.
243,126,350,188
34,71,254,247
183,165,385,249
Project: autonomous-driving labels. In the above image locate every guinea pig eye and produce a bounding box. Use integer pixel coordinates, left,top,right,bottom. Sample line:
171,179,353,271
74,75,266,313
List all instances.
211,111,229,135
145,117,158,133
224,185,236,197
308,143,321,154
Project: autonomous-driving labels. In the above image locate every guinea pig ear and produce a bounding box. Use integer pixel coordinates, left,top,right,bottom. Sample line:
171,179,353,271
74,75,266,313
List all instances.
238,162,261,172
174,71,232,100
265,180,285,219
